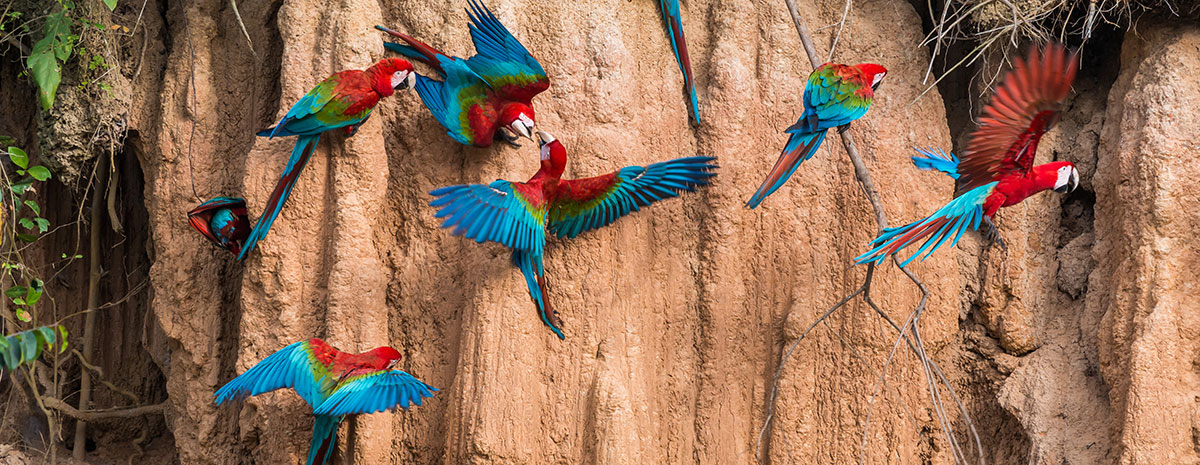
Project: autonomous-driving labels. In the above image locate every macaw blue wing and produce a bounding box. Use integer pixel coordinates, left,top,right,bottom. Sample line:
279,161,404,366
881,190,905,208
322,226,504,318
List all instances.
260,78,339,138
548,156,717,238
793,64,872,132
214,340,332,409
855,182,998,267
463,0,549,102
659,0,700,123
413,58,494,146
313,370,438,416
429,180,547,257
911,147,960,179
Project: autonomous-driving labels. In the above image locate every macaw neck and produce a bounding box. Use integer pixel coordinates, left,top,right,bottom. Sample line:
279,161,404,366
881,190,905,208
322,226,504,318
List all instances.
365,67,394,98
1027,163,1063,191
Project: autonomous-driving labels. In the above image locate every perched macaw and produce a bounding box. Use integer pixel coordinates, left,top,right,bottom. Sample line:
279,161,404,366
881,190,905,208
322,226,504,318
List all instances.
856,43,1080,267
188,197,252,254
238,58,416,260
214,338,436,465
746,62,888,209
376,0,548,148
658,0,700,123
428,131,716,338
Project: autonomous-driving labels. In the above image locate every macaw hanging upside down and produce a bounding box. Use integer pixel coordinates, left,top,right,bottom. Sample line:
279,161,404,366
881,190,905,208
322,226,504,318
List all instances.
856,43,1080,267
428,131,717,339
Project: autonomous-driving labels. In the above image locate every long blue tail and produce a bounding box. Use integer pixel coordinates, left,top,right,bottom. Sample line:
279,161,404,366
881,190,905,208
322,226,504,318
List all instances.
659,0,700,123
238,134,320,260
511,250,563,339
854,182,997,268
746,130,826,209
910,147,960,179
307,414,340,465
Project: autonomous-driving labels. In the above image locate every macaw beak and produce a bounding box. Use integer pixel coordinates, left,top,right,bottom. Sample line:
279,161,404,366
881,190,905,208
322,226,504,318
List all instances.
536,130,554,148
392,70,415,91
1054,167,1080,194
512,120,533,141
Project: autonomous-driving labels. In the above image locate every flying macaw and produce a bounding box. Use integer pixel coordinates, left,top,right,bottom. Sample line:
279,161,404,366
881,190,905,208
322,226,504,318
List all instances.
238,58,416,260
855,43,1080,267
376,0,549,148
428,131,716,339
658,0,700,123
746,62,888,209
188,197,252,255
214,338,436,465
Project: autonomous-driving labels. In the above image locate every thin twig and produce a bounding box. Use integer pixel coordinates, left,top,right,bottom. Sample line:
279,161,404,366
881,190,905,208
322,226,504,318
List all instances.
228,0,256,57
184,3,202,203
43,397,165,421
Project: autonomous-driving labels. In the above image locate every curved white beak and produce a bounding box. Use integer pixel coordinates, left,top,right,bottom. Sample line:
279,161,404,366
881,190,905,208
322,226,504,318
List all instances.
1055,167,1080,194
392,71,415,91
511,120,533,141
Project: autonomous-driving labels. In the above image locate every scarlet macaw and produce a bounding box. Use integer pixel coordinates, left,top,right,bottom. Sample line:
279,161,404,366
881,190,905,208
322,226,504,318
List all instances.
188,197,251,255
376,0,549,148
238,58,416,260
214,338,436,465
428,131,716,338
856,43,1080,267
746,62,887,208
659,0,700,123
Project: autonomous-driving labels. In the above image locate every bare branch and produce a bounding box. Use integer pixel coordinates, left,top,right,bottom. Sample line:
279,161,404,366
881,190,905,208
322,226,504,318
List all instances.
43,397,165,421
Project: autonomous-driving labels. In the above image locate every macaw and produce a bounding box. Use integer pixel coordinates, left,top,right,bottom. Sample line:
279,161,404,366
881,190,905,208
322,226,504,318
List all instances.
855,43,1080,267
746,62,888,209
238,58,416,260
188,197,251,255
659,0,700,123
428,131,716,339
214,338,436,465
376,0,549,148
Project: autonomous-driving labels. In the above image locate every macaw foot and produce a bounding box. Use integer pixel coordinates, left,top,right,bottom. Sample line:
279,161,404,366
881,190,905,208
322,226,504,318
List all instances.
344,124,361,137
837,124,851,134
982,216,1008,252
536,274,565,339
496,129,522,148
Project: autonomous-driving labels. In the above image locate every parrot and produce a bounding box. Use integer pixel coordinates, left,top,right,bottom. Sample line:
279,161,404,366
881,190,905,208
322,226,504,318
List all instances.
188,197,252,255
428,130,717,339
658,0,700,123
855,43,1080,267
238,58,416,260
214,338,437,465
746,62,888,209
375,0,549,148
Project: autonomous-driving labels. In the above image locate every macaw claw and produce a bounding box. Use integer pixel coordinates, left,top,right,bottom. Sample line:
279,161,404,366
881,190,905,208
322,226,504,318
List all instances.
496,129,522,148
837,124,851,134
983,216,1007,252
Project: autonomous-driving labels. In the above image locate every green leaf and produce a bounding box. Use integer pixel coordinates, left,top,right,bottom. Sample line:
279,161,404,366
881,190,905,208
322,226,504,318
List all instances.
5,286,26,299
103,0,117,10
19,218,34,230
57,326,67,353
1,338,17,369
26,279,42,306
34,218,49,233
14,308,30,322
7,147,27,169
14,298,26,305
36,326,54,347
27,166,50,181
22,200,39,216
16,233,37,243
27,10,72,111
10,178,32,195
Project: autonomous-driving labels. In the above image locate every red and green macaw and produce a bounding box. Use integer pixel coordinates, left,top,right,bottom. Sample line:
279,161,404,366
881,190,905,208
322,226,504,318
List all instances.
746,62,887,209
238,58,416,260
376,0,549,148
659,0,700,123
428,131,716,338
188,197,252,255
214,338,436,465
856,43,1079,267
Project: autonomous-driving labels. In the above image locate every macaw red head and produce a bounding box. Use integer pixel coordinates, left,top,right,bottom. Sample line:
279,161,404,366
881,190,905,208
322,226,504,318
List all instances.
187,197,251,254
535,130,567,177
365,346,403,370
855,63,888,91
498,103,536,142
368,57,416,97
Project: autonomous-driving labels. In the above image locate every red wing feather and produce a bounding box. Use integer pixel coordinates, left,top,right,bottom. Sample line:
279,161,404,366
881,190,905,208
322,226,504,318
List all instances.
956,43,1078,196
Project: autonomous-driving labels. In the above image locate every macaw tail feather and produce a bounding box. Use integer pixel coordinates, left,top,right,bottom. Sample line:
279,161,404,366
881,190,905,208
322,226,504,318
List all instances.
307,415,341,465
746,130,827,209
911,147,960,179
512,250,563,339
238,134,321,261
659,0,700,123
375,25,447,76
854,182,998,268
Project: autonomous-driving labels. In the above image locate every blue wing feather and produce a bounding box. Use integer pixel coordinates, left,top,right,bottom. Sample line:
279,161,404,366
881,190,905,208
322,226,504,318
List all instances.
911,147,960,179
854,182,997,267
462,0,547,90
214,341,330,409
429,180,546,257
312,370,437,416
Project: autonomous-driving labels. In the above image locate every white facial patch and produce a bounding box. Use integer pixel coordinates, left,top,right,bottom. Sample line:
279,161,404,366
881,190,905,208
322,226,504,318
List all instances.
540,144,551,161
390,71,409,88
872,72,886,86
518,113,534,128
1055,165,1078,191
538,131,555,160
